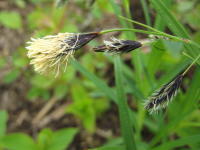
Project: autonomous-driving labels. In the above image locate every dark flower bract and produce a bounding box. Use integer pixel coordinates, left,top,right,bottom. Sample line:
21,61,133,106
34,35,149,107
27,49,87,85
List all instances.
93,37,142,54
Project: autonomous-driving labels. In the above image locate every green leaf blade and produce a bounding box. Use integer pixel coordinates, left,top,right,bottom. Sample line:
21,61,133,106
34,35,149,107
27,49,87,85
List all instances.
114,56,136,150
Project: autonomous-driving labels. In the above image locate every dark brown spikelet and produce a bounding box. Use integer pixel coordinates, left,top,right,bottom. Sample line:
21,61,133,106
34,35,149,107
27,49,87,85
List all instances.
93,37,142,54
145,74,184,113
74,32,99,49
63,32,99,52
56,32,99,58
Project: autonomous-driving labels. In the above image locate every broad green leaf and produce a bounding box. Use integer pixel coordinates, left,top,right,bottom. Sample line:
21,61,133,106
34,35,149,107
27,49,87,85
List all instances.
0,11,22,29
47,128,78,150
37,128,53,150
1,133,38,150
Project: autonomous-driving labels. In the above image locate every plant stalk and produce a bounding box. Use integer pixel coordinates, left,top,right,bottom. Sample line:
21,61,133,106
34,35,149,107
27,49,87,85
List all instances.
100,28,190,43
182,53,200,76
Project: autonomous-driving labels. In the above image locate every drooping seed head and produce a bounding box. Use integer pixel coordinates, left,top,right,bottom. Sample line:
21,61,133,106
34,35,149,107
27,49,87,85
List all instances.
144,74,183,113
93,37,142,54
26,32,98,76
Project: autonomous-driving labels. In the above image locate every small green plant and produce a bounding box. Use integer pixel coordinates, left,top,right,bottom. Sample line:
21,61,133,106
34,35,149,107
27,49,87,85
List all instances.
66,84,109,133
0,111,78,150
0,11,22,29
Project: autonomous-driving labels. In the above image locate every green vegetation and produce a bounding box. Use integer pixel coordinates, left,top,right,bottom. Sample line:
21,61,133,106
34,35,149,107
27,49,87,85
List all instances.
0,111,78,150
0,0,200,150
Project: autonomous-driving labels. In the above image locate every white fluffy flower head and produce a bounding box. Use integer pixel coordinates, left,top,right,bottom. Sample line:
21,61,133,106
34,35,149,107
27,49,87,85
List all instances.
26,32,98,76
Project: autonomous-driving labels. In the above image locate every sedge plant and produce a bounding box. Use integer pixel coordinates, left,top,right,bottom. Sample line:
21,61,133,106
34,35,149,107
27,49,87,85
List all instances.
26,8,200,150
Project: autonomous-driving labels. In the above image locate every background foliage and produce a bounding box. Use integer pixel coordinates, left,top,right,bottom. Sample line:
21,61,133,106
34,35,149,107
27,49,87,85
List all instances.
0,0,200,150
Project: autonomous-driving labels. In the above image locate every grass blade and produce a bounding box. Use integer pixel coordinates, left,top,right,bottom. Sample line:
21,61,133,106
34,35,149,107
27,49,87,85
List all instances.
153,0,172,30
71,59,117,103
108,0,134,39
152,135,200,150
114,56,136,150
150,0,200,64
157,59,190,87
140,0,151,26
150,0,190,38
181,68,200,113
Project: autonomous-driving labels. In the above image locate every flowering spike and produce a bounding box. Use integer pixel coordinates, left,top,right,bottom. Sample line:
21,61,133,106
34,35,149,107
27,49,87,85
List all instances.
26,32,99,76
93,37,142,54
144,74,183,113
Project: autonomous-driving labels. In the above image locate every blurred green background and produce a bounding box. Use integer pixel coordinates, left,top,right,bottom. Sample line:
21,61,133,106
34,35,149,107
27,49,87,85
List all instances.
0,0,200,150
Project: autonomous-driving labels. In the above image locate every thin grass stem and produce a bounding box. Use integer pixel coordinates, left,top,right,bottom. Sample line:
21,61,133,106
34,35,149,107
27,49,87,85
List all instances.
100,28,191,44
182,53,200,76
100,28,157,35
118,16,200,49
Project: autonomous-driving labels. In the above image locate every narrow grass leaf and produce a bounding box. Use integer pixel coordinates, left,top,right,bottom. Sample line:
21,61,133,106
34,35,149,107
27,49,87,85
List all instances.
157,59,190,87
181,68,200,114
71,59,117,103
114,56,136,150
108,0,146,92
150,0,200,64
90,145,125,150
108,0,134,39
152,135,200,150
150,0,190,38
140,0,151,26
153,0,172,30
